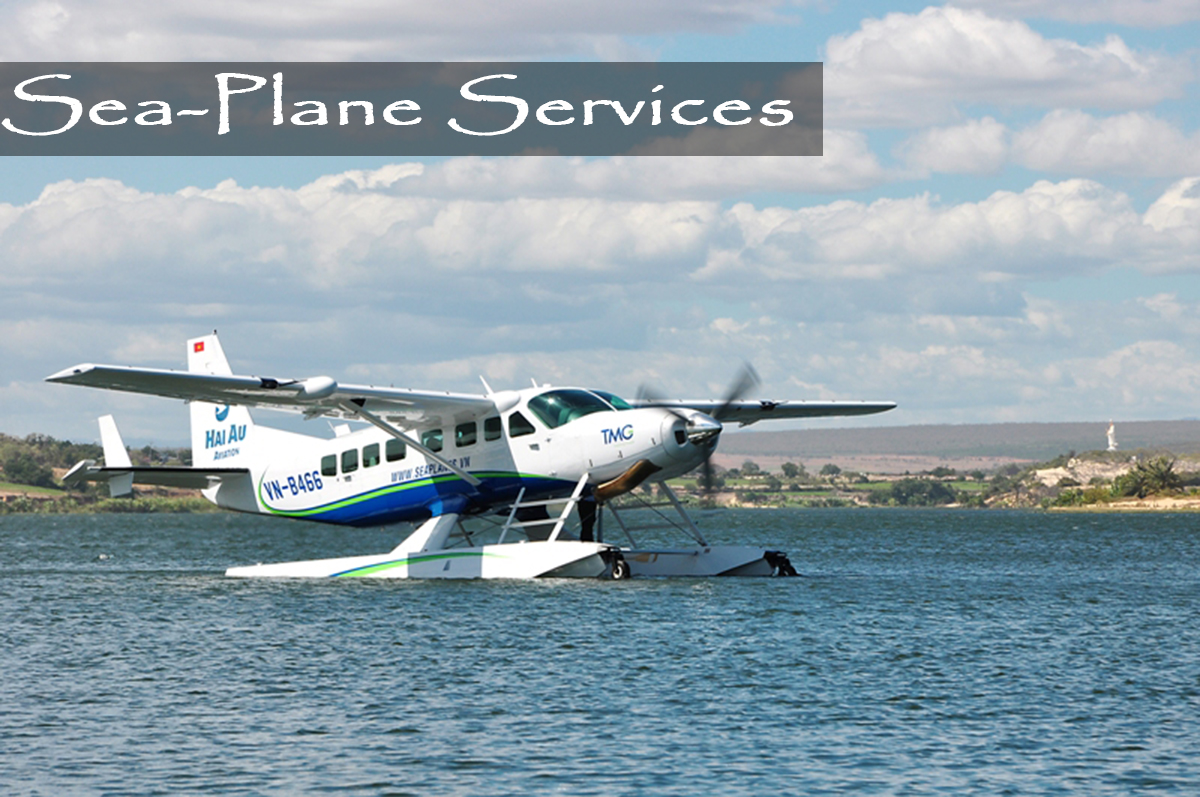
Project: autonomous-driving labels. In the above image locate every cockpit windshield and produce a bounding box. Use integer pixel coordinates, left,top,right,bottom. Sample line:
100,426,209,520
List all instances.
589,390,633,411
527,389,614,429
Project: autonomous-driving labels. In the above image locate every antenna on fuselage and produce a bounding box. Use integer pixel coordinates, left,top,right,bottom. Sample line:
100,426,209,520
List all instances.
480,376,494,396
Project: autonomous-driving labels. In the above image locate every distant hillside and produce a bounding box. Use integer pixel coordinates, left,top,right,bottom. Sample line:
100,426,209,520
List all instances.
719,421,1200,462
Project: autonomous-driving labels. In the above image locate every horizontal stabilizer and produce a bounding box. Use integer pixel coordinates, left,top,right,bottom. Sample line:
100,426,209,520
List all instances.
62,461,250,491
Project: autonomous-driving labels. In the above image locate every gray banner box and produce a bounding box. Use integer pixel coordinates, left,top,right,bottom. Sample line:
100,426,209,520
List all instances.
0,62,821,156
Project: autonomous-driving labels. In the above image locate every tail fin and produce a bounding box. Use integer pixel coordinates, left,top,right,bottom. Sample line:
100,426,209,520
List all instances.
98,414,132,468
188,333,256,468
97,414,134,497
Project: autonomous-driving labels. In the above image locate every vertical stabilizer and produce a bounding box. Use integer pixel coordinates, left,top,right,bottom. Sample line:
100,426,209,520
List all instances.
98,414,132,468
187,334,256,468
97,414,134,497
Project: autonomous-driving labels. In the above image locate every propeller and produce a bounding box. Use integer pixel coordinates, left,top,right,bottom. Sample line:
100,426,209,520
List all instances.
698,362,760,495
712,362,761,422
637,363,762,497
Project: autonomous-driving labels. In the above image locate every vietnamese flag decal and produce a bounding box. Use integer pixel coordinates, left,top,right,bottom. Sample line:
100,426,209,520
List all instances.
194,341,205,353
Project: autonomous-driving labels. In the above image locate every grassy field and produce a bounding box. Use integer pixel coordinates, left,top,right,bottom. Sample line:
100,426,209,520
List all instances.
0,481,65,496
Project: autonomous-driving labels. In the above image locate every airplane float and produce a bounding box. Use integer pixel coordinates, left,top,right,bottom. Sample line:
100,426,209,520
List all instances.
48,333,895,580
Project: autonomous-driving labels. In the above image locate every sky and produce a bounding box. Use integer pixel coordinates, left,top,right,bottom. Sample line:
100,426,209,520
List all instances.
2,0,1199,445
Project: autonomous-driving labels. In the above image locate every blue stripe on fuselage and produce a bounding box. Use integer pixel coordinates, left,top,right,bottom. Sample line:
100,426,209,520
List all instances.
259,472,576,527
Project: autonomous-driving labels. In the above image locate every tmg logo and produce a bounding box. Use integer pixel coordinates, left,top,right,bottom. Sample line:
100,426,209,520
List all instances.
601,425,633,445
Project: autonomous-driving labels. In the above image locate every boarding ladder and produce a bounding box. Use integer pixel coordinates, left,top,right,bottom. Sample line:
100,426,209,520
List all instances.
496,473,591,544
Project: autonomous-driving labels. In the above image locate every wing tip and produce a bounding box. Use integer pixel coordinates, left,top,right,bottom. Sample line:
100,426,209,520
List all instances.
45,363,96,382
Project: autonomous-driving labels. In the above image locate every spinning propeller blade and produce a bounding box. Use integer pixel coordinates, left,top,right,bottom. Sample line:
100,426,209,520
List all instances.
639,363,762,497
700,362,761,495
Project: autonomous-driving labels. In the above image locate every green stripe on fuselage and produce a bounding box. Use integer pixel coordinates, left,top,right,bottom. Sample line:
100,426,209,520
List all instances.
257,471,562,519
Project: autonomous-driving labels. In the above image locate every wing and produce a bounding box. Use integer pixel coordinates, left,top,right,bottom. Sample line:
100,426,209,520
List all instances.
628,398,897,426
45,363,497,426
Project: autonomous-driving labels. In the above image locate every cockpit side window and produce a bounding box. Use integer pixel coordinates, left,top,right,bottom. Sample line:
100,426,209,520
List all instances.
526,389,613,429
508,411,535,438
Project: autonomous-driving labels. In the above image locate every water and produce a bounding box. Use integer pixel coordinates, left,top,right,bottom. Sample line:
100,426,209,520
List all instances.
2,509,1198,795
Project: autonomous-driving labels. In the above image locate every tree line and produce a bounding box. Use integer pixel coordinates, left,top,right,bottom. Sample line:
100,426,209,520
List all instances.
0,432,191,490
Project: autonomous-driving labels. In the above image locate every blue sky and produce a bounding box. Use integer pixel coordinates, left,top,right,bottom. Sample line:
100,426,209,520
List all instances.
2,1,1199,445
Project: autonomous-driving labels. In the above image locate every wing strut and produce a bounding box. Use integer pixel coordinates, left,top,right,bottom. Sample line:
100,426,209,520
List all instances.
337,401,482,487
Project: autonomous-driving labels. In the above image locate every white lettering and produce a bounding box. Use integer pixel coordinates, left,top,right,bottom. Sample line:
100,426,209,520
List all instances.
338,100,374,126
535,99,574,126
216,73,267,135
611,100,644,125
448,74,528,137
583,99,612,126
713,99,751,126
2,74,82,136
135,100,172,126
291,100,327,126
760,100,792,127
671,100,706,126
89,99,127,126
581,99,645,126
382,99,421,126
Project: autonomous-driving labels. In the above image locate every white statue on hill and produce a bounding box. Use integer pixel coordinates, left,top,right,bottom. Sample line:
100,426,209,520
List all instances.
1106,421,1118,452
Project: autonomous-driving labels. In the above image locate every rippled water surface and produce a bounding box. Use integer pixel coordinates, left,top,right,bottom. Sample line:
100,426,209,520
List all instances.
3,509,1199,795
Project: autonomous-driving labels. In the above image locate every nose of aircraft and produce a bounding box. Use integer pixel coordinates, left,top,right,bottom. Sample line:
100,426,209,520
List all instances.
685,413,722,445
658,409,722,466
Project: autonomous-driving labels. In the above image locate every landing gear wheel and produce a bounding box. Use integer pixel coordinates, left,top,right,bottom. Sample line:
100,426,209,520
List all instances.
610,556,630,580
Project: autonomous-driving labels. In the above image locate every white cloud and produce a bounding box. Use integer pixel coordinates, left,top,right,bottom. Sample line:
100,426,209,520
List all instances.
898,116,1009,174
824,6,1192,126
7,170,1197,315
1013,111,1200,177
960,0,1200,27
1141,177,1200,263
8,167,1200,439
0,0,789,60
373,132,889,199
1067,340,1200,410
699,179,1186,288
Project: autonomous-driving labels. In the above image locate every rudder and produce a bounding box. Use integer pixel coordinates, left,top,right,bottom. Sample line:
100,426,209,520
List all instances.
187,334,256,468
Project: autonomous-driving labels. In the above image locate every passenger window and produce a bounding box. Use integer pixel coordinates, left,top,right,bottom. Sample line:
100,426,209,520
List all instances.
421,428,444,452
363,443,380,468
386,438,406,462
484,416,502,441
456,422,477,447
321,454,336,477
341,448,358,474
509,411,535,438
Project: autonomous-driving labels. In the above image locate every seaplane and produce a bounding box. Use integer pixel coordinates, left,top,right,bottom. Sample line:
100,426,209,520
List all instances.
47,333,895,579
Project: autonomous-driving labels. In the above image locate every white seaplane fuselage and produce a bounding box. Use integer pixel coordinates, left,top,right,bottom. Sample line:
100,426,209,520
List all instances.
224,400,708,528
